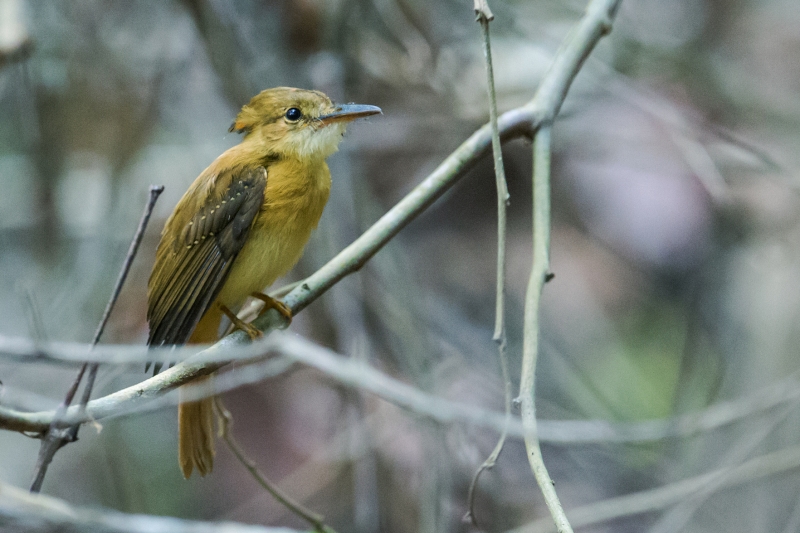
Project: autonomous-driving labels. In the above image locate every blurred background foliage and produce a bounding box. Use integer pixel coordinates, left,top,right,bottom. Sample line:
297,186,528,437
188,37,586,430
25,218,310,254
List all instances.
0,0,799,532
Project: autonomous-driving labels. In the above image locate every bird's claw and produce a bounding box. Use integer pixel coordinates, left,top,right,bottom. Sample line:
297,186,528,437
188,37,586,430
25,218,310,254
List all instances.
251,292,293,325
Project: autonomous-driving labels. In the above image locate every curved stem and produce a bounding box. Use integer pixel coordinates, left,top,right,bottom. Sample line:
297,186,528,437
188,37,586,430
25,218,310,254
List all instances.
519,126,572,533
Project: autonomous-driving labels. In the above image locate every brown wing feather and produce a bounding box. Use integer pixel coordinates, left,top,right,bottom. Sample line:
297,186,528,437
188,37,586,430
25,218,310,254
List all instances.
147,166,267,357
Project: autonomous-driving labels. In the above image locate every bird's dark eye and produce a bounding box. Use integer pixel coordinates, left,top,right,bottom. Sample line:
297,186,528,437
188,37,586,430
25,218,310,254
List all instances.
285,107,302,122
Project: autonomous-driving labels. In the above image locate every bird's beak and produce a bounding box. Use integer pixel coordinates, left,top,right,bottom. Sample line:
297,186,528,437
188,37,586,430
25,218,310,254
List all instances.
318,104,382,125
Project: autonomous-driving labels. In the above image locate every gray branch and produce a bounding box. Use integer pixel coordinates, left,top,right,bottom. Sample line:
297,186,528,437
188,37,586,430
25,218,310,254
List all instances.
7,330,793,448
0,480,303,533
517,445,800,533
1,0,622,448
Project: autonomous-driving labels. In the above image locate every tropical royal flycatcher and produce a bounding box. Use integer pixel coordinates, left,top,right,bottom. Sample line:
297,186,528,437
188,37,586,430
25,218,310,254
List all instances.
147,87,381,478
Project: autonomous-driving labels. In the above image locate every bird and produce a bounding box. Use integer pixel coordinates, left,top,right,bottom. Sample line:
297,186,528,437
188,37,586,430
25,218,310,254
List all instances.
146,87,381,478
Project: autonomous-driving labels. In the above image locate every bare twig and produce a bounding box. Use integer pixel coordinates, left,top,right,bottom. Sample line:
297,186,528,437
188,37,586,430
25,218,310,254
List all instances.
90,186,165,347
29,185,163,493
519,126,572,533
465,0,513,527
647,403,796,533
8,331,796,450
214,399,337,533
4,0,621,467
28,363,87,492
1,479,304,533
518,444,800,533
514,0,622,529
73,184,165,419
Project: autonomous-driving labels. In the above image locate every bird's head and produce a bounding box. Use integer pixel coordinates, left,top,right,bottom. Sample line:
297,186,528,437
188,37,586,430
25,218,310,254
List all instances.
230,87,381,161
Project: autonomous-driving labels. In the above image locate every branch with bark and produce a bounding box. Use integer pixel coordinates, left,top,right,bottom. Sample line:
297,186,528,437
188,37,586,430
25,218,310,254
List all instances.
0,0,621,436
1,0,622,529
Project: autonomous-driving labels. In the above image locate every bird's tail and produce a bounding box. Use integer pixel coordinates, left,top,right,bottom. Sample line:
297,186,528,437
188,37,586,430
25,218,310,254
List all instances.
178,306,223,478
179,380,215,478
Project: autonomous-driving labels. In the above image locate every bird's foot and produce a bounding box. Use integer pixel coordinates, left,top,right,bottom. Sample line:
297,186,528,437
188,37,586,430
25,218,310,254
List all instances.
219,304,263,341
251,292,293,325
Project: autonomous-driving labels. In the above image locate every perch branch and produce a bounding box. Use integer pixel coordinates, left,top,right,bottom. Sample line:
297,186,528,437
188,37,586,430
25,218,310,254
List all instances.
1,0,622,458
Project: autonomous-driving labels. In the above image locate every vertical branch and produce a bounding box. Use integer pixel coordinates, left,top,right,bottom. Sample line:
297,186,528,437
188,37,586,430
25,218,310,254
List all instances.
519,126,572,532
465,0,514,527
30,185,164,493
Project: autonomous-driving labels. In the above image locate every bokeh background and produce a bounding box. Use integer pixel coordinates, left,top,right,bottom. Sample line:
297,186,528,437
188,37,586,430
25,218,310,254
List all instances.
1,0,800,532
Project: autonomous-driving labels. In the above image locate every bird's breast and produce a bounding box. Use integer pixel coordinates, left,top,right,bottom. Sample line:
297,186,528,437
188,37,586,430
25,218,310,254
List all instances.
215,158,331,309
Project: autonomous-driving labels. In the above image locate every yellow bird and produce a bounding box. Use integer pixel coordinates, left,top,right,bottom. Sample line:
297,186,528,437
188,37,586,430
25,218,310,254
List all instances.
147,87,381,478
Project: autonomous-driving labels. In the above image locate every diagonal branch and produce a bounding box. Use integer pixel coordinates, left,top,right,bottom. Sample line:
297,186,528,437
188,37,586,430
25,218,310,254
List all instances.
29,185,163,493
0,0,622,459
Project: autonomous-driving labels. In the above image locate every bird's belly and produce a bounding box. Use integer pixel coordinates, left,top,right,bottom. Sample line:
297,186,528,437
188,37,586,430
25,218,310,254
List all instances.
215,201,325,310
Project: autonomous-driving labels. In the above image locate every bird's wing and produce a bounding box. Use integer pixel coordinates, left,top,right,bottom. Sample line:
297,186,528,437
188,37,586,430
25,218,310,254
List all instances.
147,167,267,356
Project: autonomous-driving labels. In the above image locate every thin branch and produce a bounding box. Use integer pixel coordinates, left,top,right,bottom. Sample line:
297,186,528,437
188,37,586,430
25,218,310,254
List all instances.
532,0,620,124
28,364,87,491
647,403,796,533
2,0,622,455
29,185,163,493
518,444,800,533
1,479,304,533
515,0,622,529
6,332,799,448
465,1,513,527
520,126,572,533
215,399,337,533
90,185,166,347
73,184,165,419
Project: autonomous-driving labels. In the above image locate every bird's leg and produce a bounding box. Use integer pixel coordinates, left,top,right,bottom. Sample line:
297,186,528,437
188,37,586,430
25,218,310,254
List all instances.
219,304,262,340
251,292,293,324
